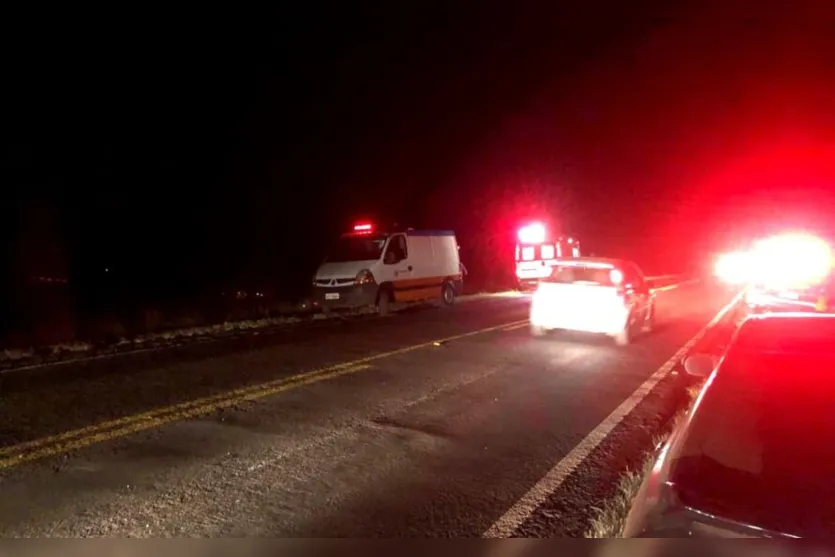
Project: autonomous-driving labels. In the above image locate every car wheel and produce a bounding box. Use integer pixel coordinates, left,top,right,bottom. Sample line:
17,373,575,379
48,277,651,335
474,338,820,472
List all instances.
441,282,455,306
615,316,633,346
641,302,655,333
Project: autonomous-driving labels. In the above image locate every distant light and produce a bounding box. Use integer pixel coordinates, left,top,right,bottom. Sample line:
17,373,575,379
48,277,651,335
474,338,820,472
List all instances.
518,223,546,244
715,251,750,284
610,269,623,284
105,268,109,273
353,223,373,232
751,233,833,287
568,237,574,244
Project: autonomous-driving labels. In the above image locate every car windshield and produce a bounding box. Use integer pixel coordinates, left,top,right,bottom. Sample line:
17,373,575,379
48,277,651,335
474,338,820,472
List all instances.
325,235,387,263
543,264,616,285
671,346,835,536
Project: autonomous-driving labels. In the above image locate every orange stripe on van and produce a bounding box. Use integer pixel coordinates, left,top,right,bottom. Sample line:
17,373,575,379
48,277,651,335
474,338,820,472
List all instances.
391,274,460,302
396,285,442,302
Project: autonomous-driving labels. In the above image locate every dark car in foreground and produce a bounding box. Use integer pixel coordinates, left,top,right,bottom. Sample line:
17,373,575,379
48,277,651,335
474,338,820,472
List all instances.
624,312,835,538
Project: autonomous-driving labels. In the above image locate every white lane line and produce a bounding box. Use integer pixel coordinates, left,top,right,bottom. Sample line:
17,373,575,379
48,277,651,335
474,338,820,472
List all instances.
482,289,744,538
502,323,528,332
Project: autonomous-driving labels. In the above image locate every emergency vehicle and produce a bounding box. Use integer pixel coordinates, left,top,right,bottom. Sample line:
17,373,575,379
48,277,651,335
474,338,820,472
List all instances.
312,222,463,315
715,233,835,314
514,222,581,289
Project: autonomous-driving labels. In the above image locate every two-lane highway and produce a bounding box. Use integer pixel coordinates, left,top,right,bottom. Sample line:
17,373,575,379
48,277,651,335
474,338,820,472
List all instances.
0,281,734,537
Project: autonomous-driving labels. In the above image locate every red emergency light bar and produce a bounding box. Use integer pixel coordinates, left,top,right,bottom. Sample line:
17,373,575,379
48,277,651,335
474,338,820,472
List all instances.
353,223,373,232
518,223,546,244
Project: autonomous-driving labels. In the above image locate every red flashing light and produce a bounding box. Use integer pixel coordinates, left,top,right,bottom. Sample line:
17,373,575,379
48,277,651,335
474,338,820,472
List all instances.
518,223,546,244
353,223,373,232
715,233,835,287
610,269,624,285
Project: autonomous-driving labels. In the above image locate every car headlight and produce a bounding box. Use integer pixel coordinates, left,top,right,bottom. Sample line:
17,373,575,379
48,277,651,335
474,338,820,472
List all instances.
355,269,375,285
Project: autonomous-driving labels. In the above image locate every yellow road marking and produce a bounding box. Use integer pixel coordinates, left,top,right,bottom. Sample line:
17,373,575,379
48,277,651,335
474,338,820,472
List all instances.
0,318,528,469
0,360,370,459
0,364,371,470
651,278,700,293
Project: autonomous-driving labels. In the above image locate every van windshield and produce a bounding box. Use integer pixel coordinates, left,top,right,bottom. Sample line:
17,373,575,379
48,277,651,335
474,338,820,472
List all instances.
326,235,388,263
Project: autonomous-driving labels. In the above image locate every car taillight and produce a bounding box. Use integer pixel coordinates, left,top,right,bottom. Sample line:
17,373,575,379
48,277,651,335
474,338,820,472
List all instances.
611,269,629,301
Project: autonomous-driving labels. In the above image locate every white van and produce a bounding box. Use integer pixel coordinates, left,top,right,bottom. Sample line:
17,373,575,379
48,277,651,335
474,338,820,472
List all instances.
312,223,463,314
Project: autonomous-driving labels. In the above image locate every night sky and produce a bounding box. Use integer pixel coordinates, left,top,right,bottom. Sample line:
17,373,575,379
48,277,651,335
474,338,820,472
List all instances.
3,2,835,312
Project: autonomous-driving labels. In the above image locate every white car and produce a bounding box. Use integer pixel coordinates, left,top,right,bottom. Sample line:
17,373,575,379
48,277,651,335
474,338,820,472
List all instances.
529,257,655,345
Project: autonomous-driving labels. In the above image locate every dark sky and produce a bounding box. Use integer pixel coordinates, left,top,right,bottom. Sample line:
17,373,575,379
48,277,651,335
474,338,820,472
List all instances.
3,2,835,302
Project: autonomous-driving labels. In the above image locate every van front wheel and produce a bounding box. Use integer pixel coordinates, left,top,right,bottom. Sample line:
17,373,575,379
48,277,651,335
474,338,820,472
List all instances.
377,289,391,316
441,282,456,306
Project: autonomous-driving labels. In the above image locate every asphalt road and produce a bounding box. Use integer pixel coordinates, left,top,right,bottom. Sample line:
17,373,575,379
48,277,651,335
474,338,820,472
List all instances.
0,281,735,537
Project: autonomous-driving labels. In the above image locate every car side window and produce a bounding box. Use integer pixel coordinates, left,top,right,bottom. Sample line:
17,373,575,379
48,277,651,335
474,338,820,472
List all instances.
384,234,407,264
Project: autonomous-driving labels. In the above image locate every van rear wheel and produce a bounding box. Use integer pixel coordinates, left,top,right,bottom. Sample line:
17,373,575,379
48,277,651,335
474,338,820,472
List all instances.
441,282,455,306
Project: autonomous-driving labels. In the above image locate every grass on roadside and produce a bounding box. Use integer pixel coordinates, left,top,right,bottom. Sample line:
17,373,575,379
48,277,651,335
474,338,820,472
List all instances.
584,382,704,538
584,434,666,538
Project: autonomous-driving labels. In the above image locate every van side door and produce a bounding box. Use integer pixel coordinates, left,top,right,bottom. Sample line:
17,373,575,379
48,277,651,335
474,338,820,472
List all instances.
383,233,412,280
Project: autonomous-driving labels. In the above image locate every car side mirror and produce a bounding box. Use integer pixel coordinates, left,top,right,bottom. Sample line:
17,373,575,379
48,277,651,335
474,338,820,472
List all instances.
683,353,718,378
